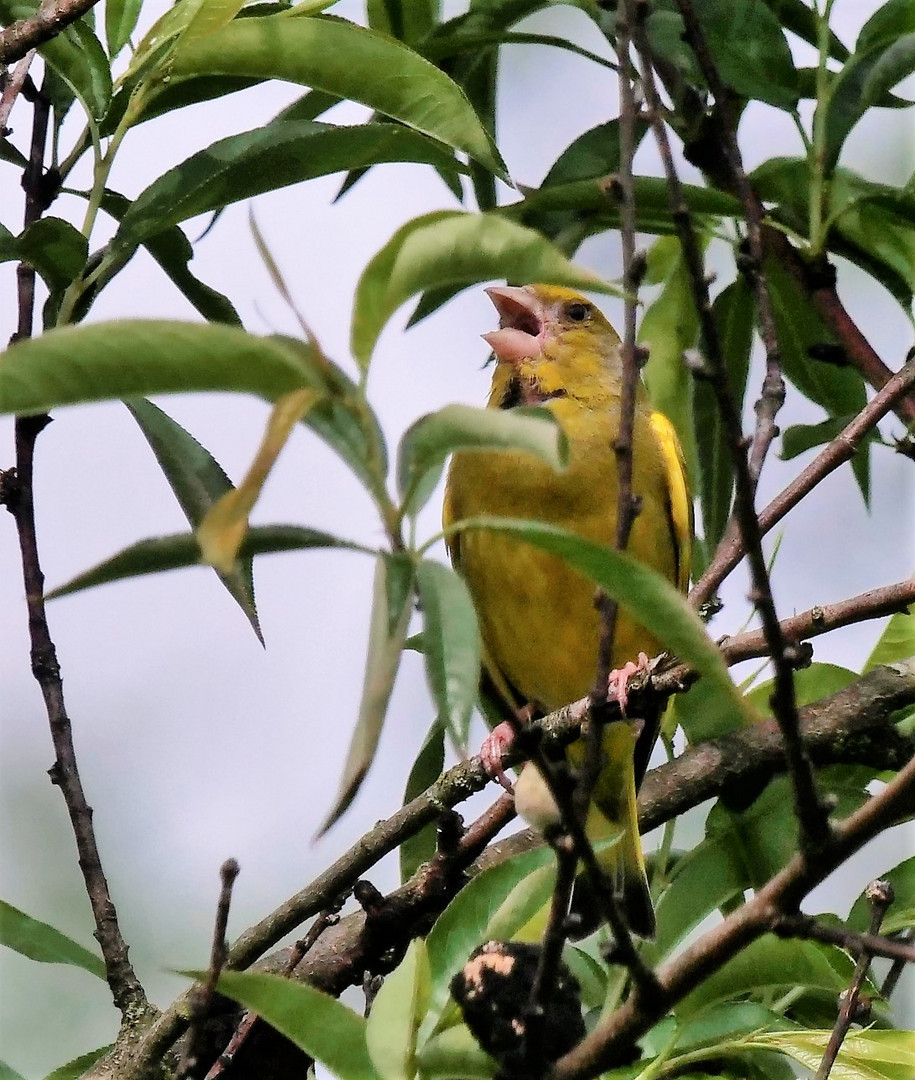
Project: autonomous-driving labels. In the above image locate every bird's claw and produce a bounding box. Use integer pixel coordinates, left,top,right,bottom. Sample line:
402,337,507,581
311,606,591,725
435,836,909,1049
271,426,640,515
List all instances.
608,651,652,713
479,721,517,792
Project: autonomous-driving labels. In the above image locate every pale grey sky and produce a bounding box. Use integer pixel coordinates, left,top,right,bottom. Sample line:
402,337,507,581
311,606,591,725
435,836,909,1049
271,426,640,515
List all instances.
1,3,913,1075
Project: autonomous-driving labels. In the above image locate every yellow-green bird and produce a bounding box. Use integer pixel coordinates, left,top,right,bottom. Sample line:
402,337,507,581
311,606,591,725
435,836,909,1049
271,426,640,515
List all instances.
443,283,692,937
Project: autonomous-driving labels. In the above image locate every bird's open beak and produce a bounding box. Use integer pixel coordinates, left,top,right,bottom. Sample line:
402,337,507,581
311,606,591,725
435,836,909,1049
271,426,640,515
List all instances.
482,286,544,363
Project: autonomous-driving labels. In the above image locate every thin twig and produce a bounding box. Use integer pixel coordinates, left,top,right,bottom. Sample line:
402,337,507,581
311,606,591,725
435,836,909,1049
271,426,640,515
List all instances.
632,16,830,855
693,358,915,609
0,48,36,133
178,859,240,1080
813,879,893,1080
528,837,578,1043
3,80,148,1020
881,929,914,999
670,0,784,488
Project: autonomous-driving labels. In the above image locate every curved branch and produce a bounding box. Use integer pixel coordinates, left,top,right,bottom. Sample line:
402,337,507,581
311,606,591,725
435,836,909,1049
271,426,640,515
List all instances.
0,0,103,64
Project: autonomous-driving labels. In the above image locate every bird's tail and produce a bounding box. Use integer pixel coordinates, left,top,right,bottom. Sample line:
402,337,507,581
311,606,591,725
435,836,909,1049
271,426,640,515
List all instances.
572,721,656,939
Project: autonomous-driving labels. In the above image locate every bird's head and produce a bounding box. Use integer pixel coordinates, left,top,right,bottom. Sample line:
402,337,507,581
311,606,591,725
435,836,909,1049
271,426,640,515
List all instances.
483,284,621,408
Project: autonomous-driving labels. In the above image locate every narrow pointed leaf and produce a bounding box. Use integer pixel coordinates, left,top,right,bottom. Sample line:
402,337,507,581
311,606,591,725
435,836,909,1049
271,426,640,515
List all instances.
0,901,105,979
114,121,466,249
169,15,507,179
46,525,363,599
745,1029,915,1080
321,553,414,833
447,517,751,725
415,560,481,754
127,399,263,640
204,970,380,1080
0,321,324,417
351,210,616,369
105,0,143,56
864,606,915,673
397,403,566,517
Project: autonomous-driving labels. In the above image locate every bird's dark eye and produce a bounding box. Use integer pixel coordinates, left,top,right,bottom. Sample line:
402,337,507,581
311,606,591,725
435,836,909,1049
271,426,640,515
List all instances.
565,302,590,322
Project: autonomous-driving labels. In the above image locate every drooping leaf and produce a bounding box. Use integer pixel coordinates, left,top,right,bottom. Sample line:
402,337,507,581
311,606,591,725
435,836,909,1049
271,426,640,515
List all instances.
113,122,466,249
397,403,566,517
0,321,325,417
168,15,507,179
693,278,754,554
0,901,105,979
351,210,615,369
46,525,365,599
760,0,848,61
365,939,430,1080
321,553,414,833
415,560,481,755
399,724,446,883
126,398,263,640
207,970,381,1080
444,517,752,727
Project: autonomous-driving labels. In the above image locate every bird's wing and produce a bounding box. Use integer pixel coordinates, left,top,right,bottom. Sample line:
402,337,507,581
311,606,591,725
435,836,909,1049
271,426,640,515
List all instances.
649,409,693,592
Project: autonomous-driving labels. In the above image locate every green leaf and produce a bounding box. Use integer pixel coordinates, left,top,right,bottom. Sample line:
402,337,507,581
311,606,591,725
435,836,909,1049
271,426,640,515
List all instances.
693,278,753,554
0,321,325,417
848,854,915,936
366,939,429,1080
42,1047,113,1080
416,1024,496,1080
125,398,262,641
859,0,915,54
16,218,88,292
0,2,113,120
445,517,752,727
114,121,466,249
747,662,858,712
639,238,701,489
864,606,915,673
542,119,649,188
415,560,481,755
863,33,915,107
423,845,554,1032
678,935,858,1016
0,900,105,979
397,403,567,517
0,1063,25,1080
46,525,362,599
105,0,142,56
322,553,414,832
92,189,241,324
761,0,848,61
399,724,446,883
169,15,507,179
746,1029,915,1080
367,0,439,44
644,832,746,964
351,210,615,369
209,970,381,1080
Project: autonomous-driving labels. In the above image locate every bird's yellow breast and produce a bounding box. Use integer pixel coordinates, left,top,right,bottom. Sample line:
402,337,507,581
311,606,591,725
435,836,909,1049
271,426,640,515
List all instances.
446,393,680,711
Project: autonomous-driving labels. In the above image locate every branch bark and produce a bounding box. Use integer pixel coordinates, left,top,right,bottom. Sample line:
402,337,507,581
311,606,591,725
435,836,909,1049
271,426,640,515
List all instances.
0,0,103,64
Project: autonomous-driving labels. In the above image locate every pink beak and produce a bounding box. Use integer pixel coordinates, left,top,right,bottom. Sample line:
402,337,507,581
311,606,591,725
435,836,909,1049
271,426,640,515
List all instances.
482,286,545,363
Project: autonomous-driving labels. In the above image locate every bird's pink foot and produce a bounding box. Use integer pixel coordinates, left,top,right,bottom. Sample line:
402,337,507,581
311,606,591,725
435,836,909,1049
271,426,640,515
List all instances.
608,652,651,713
479,721,517,792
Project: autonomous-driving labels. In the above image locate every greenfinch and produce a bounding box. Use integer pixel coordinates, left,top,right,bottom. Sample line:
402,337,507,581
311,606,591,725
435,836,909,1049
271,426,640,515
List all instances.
444,284,692,937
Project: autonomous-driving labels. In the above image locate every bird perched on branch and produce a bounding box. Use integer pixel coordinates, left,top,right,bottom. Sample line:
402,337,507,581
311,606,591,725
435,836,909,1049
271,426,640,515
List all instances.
443,283,692,937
